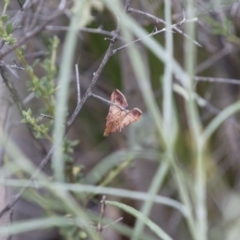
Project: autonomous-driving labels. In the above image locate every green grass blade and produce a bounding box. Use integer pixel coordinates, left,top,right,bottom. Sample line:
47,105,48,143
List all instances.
52,1,87,182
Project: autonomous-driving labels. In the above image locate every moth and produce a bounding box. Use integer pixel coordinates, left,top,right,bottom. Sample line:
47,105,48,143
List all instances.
104,89,142,136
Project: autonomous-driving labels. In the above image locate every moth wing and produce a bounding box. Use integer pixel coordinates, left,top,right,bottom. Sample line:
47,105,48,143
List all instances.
119,108,142,130
111,89,128,108
104,90,142,136
106,89,128,118
104,111,125,136
104,90,129,136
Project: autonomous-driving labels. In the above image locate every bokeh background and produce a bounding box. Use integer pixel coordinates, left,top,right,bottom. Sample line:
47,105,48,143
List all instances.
1,0,240,240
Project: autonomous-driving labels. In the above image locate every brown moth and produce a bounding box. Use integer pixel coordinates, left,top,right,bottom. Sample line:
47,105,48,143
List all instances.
104,89,142,136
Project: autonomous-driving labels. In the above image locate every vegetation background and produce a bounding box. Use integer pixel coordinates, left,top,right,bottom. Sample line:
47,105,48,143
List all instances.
0,0,240,240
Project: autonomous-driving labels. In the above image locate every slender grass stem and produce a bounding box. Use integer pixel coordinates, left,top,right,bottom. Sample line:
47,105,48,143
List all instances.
52,1,87,182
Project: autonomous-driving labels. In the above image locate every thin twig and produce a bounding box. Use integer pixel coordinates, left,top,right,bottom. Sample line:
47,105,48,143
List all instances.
45,25,125,41
17,0,23,10
75,63,81,105
97,195,106,234
128,8,201,47
23,92,34,104
113,13,200,54
29,0,45,31
13,60,22,69
113,8,202,54
0,62,24,70
40,114,53,120
195,76,240,85
66,15,121,130
124,0,132,12
112,27,165,54
102,217,123,229
91,93,128,112
91,217,123,230
24,51,49,59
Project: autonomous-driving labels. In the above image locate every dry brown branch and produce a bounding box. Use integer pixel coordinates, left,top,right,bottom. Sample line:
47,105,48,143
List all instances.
66,16,121,130
112,14,199,54
128,7,202,47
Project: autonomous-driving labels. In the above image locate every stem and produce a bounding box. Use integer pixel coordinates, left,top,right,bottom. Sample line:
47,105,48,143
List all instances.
162,0,173,145
52,1,86,182
2,0,9,16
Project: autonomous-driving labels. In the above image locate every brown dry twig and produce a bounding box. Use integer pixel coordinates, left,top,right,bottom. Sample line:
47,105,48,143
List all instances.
112,11,200,54
128,8,202,47
97,195,106,234
66,14,121,130
93,196,123,233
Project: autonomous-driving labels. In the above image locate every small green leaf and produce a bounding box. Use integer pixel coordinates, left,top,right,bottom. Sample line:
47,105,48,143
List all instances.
26,65,33,72
35,131,41,139
22,110,27,117
27,108,32,115
32,59,40,68
35,90,42,98
6,22,13,35
1,15,9,23
7,37,17,45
